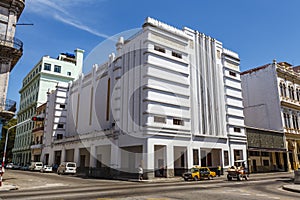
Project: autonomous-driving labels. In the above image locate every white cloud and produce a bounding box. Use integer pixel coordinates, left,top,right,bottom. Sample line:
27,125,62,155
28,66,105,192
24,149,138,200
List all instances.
26,0,109,38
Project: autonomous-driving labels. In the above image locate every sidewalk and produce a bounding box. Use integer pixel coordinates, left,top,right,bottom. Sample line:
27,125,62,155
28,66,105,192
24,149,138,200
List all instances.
282,184,300,193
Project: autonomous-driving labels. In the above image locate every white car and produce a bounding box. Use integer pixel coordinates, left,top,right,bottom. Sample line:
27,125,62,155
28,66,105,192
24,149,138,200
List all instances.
57,162,76,175
29,162,43,171
40,165,53,173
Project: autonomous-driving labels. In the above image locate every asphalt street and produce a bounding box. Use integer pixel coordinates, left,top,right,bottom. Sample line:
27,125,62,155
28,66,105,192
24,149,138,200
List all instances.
0,170,299,200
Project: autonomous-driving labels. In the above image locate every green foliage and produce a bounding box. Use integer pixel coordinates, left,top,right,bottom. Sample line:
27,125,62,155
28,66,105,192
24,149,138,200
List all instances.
0,118,17,163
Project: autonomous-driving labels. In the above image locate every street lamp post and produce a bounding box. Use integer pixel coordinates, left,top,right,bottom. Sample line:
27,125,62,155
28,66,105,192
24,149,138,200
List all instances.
0,119,31,187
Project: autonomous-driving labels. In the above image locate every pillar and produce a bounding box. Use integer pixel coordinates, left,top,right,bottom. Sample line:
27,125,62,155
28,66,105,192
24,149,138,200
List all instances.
61,148,66,163
143,141,154,179
166,144,174,177
89,145,96,168
74,148,79,165
294,141,299,170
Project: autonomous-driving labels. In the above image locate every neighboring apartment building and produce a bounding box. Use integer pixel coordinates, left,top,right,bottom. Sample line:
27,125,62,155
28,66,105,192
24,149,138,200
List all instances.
0,0,25,139
31,103,46,162
242,60,300,172
12,49,84,165
42,17,247,179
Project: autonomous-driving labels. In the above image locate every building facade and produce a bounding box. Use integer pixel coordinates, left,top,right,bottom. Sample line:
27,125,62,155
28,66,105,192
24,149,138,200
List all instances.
0,0,25,139
242,60,300,172
42,17,247,178
246,127,286,172
12,49,84,165
31,103,46,162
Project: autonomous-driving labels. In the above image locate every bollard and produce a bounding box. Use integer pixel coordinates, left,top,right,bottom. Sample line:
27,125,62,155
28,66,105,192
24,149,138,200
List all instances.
294,170,300,184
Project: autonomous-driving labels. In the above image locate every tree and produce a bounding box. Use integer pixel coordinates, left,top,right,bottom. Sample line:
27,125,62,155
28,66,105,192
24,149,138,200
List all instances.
0,118,17,163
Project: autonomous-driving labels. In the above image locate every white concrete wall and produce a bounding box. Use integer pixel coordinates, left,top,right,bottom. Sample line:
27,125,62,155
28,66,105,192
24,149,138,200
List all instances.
241,64,283,130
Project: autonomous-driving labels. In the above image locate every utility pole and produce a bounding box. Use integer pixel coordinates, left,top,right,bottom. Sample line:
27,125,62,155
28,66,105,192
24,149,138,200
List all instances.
0,118,31,187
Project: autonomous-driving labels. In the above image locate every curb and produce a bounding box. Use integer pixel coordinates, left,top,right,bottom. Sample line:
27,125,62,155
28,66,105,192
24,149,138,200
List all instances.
0,185,19,191
282,185,300,193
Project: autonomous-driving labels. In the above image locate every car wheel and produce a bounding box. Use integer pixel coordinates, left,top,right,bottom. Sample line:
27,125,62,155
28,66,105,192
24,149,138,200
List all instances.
208,175,212,180
193,176,199,181
237,174,241,181
184,178,188,181
227,174,232,181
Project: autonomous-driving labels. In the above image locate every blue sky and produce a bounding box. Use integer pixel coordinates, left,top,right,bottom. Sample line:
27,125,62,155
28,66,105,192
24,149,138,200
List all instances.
7,0,300,105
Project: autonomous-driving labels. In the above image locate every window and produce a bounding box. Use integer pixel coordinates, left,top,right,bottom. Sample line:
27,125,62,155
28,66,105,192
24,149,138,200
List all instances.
263,160,270,166
154,45,165,53
173,118,184,126
172,51,182,59
288,86,295,100
154,116,166,124
249,151,260,156
56,134,63,140
261,152,269,156
59,104,65,109
229,71,237,77
224,151,229,166
284,113,291,128
280,83,287,97
193,149,199,165
234,127,241,133
57,124,64,129
292,114,299,130
297,89,300,101
67,72,71,76
44,63,51,71
54,65,61,73
106,78,110,121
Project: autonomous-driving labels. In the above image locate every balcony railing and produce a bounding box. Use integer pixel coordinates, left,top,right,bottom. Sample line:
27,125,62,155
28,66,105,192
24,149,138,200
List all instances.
0,34,23,51
32,126,44,133
0,98,16,112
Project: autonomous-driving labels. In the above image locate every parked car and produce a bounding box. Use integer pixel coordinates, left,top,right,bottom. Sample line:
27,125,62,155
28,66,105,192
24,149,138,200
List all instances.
57,162,76,175
40,165,53,173
29,162,43,171
12,163,21,170
5,163,13,169
20,165,30,171
183,166,216,181
199,167,216,180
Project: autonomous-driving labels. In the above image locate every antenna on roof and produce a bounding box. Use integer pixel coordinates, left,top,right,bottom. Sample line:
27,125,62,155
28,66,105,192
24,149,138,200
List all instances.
15,23,34,26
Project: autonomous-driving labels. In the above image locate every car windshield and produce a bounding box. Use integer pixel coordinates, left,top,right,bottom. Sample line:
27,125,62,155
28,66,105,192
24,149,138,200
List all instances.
36,164,43,166
190,168,198,173
67,163,76,167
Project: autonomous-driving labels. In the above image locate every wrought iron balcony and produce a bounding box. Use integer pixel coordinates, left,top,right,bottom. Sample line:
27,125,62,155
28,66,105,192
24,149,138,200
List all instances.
0,34,23,51
0,34,23,69
0,98,16,121
0,98,16,112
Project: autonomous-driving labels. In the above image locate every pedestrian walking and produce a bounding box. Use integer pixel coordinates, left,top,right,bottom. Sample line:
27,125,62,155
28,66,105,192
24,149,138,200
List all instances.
217,165,221,177
138,165,143,181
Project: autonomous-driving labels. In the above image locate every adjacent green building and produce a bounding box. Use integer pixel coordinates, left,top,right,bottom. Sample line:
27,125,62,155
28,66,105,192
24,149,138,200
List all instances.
12,49,84,165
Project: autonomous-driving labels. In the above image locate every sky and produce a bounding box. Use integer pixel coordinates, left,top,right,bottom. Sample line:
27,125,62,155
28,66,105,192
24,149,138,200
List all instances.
7,0,300,106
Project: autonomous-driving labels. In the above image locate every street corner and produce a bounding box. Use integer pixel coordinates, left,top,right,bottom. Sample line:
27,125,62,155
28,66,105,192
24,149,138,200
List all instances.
282,184,300,193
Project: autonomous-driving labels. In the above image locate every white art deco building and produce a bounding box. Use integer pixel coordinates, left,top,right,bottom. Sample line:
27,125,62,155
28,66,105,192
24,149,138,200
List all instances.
42,17,246,178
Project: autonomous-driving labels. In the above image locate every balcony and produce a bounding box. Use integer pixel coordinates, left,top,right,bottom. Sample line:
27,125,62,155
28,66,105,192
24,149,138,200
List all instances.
30,144,42,150
0,98,16,121
32,126,45,133
0,34,23,70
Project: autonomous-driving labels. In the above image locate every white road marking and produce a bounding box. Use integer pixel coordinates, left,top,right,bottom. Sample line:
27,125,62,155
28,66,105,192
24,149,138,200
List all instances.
240,193,251,196
256,194,267,197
